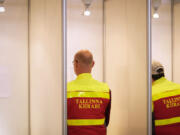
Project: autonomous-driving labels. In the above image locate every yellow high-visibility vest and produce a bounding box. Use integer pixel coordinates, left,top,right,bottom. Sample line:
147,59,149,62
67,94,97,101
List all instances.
67,73,110,126
152,77,180,126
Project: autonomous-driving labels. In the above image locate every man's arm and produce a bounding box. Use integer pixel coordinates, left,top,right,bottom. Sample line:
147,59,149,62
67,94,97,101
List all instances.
105,90,111,127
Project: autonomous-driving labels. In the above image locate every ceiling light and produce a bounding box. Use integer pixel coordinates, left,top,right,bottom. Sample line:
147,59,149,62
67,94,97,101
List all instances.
153,13,159,19
82,0,92,16
84,10,91,16
0,6,5,12
152,0,161,19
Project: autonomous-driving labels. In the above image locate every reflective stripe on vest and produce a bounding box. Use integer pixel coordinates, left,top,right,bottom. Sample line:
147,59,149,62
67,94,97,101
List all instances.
67,91,110,99
155,116,180,126
67,118,105,126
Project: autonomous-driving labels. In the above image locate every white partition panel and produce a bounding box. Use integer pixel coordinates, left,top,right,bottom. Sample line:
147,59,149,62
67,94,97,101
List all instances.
30,0,62,135
105,0,147,135
0,0,29,135
173,2,180,83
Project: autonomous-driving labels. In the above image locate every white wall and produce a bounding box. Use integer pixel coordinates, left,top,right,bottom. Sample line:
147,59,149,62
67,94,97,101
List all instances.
0,0,29,135
152,0,172,80
30,0,62,135
105,0,147,135
67,0,104,82
173,2,180,83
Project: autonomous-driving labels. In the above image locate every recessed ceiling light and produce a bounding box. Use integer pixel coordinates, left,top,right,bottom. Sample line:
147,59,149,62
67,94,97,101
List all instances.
153,13,159,19
0,6,5,13
84,10,91,16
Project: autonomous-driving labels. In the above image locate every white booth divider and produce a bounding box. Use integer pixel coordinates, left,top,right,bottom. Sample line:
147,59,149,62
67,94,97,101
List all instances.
105,0,148,135
0,0,29,135
29,0,62,135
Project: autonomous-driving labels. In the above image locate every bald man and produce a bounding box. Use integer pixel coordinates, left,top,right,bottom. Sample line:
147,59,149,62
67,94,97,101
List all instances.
67,50,111,135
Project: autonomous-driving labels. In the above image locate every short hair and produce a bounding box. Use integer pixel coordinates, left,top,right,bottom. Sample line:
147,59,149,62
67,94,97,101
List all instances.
152,73,165,81
74,50,94,66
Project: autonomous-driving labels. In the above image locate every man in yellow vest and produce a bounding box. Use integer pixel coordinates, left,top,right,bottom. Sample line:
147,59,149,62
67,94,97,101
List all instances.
67,50,111,135
152,61,180,135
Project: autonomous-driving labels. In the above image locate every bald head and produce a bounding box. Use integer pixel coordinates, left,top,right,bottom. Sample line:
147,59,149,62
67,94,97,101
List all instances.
74,50,94,66
73,50,94,75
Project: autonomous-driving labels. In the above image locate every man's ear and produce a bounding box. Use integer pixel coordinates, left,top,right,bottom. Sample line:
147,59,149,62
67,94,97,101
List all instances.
91,61,95,68
75,61,79,68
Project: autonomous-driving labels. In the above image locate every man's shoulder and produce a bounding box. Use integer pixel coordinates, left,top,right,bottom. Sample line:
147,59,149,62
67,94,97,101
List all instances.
152,79,180,100
97,80,109,88
67,80,77,90
161,80,180,91
153,78,180,92
92,79,110,91
67,80,76,85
